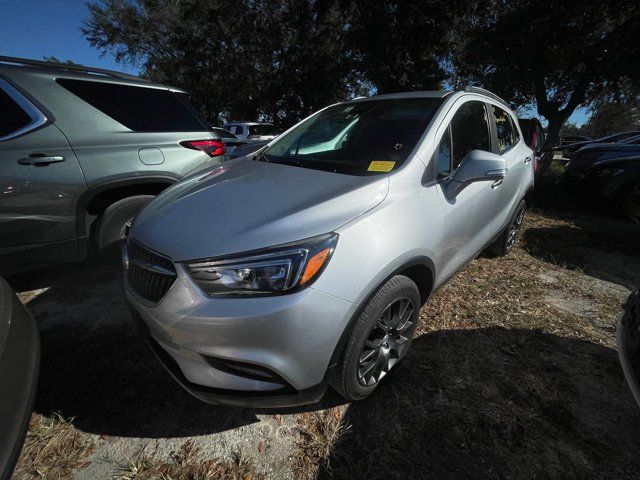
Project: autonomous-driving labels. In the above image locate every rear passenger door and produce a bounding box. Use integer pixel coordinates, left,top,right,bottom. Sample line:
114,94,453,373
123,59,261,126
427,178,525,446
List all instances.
489,104,527,225
0,78,86,271
432,100,500,279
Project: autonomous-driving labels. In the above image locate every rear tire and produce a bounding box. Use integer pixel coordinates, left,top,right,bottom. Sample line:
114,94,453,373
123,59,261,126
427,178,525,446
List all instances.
331,275,420,401
486,199,526,257
95,195,154,265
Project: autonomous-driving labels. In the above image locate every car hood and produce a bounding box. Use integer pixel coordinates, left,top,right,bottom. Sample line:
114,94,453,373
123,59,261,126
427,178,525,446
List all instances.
130,159,389,261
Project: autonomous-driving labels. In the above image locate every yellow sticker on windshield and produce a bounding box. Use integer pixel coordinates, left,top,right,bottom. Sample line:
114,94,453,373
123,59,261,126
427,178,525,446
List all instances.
367,161,396,172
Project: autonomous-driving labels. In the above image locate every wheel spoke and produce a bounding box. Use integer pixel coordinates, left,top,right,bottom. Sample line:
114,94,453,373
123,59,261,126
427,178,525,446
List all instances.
356,296,417,387
359,348,376,364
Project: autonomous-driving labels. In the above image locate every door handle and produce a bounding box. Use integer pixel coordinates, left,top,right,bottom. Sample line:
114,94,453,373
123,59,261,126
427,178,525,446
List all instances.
491,179,503,189
524,156,532,164
18,154,65,166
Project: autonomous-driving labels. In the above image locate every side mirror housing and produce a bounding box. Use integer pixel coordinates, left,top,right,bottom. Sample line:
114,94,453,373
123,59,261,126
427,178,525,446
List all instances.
446,150,507,197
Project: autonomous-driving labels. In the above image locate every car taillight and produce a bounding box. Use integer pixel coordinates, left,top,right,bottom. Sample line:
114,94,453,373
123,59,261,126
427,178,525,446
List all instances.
180,139,226,157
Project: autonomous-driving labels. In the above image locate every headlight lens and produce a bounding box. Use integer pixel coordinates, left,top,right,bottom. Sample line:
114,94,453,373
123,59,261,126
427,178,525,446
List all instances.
185,233,338,296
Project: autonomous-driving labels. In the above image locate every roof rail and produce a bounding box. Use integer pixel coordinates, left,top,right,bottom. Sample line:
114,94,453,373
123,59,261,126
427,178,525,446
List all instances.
458,86,510,107
0,55,147,83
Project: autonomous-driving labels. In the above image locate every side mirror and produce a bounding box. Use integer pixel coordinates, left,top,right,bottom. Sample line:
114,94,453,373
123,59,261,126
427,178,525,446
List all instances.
446,150,507,197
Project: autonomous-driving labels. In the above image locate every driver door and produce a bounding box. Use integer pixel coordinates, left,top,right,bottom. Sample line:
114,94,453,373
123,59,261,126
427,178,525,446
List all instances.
432,100,501,281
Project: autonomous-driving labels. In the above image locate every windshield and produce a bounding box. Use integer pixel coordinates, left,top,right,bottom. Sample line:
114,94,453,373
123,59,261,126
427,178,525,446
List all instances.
249,124,280,137
260,98,442,175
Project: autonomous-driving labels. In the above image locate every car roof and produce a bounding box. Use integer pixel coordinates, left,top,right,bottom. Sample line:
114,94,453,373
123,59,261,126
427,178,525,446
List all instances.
0,56,186,93
349,87,511,109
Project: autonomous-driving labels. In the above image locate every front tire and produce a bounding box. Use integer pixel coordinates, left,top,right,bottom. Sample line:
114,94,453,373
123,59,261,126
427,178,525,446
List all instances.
95,195,154,265
331,275,420,401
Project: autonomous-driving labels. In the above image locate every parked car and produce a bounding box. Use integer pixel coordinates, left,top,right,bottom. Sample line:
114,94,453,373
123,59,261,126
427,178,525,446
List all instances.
559,131,640,158
570,156,640,223
211,127,245,156
565,134,640,181
0,276,39,480
618,289,640,407
227,140,269,159
558,134,591,148
518,118,547,174
0,56,226,274
222,122,281,142
124,86,534,407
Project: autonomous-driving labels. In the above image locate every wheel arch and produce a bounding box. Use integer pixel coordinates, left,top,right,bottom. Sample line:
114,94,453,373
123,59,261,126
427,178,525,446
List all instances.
326,256,435,376
76,175,179,238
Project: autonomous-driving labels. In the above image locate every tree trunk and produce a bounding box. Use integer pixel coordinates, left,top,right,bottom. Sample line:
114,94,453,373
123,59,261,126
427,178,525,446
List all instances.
542,113,568,151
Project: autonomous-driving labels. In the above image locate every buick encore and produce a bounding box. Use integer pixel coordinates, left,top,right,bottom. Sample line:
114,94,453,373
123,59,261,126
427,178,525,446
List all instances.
124,87,534,407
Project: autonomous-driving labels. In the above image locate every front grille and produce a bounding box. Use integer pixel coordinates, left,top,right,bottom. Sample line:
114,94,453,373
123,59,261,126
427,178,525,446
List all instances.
126,240,176,303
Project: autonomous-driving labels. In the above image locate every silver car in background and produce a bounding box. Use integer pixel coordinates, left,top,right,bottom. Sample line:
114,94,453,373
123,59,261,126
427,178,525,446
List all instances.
124,87,534,407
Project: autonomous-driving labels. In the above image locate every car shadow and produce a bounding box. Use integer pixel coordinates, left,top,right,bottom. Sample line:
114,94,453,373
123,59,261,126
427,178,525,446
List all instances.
315,327,640,479
8,261,342,438
521,217,640,290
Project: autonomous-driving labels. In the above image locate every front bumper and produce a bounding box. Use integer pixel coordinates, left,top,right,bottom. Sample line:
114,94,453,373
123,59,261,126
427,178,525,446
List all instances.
0,278,39,480
125,262,358,407
617,289,640,408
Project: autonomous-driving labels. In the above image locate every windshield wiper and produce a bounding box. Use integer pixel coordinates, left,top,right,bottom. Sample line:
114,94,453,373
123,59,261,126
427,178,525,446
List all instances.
254,151,269,162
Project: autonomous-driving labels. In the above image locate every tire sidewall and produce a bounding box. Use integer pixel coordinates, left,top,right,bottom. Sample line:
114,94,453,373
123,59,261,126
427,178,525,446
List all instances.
95,195,154,261
339,275,421,400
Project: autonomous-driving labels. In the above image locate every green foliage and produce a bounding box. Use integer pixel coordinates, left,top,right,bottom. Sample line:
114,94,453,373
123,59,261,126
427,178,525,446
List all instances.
457,0,640,145
83,0,640,138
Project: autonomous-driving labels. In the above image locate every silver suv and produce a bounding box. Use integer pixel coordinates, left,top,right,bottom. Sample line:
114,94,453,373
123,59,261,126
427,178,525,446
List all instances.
125,87,534,407
0,56,225,274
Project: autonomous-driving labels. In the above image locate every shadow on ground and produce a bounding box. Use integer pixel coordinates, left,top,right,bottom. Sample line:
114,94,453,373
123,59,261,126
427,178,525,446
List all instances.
522,215,640,290
317,327,640,480
8,261,341,439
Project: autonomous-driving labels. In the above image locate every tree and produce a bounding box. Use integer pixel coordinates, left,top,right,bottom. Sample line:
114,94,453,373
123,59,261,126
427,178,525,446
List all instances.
83,0,362,126
457,0,640,147
585,81,640,137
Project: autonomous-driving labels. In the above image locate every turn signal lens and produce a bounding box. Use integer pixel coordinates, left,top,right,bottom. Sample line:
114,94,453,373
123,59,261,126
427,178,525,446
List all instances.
300,248,331,285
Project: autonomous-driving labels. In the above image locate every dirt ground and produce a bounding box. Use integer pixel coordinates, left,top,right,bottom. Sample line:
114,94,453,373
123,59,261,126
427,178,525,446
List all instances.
8,173,640,479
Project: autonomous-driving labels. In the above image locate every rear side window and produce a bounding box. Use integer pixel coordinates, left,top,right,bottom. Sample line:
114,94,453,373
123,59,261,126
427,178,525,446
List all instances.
0,87,31,138
492,105,518,153
450,101,491,169
57,79,205,132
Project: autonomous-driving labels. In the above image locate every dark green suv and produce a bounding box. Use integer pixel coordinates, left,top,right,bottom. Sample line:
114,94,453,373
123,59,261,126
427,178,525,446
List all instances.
0,57,225,274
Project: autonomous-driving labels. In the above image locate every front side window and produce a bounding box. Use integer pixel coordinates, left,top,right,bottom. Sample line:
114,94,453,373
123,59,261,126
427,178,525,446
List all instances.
450,101,491,170
57,79,206,132
262,98,442,175
436,126,453,176
0,87,31,138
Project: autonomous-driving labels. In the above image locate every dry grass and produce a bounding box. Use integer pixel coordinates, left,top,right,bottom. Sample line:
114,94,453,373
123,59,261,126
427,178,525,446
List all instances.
14,412,95,479
113,441,263,480
292,208,640,479
294,407,349,479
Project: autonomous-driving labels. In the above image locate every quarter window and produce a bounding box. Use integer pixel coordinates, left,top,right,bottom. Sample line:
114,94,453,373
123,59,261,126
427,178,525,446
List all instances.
57,79,206,132
492,105,518,153
0,87,31,138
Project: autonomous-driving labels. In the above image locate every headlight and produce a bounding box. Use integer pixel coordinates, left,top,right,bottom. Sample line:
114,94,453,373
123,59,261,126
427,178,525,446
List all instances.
185,233,338,296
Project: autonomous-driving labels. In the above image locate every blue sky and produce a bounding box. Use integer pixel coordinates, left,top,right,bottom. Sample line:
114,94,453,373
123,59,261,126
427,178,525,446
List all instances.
0,0,138,75
0,0,590,126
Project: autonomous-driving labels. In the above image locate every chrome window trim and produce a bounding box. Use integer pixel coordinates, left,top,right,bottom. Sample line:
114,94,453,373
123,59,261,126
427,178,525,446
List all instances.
0,77,47,141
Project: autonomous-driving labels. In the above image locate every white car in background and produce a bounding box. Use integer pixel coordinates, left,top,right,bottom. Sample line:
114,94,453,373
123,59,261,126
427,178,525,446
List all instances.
223,122,281,142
